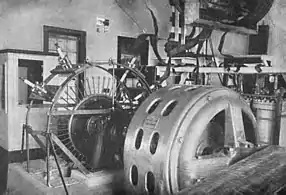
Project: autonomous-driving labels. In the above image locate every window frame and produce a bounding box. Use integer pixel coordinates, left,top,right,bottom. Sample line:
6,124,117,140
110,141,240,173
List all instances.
43,25,87,63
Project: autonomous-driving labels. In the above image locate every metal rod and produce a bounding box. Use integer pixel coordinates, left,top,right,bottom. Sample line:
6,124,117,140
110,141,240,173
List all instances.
65,141,73,148
21,125,26,171
274,75,279,90
102,76,106,93
120,70,130,83
79,78,88,96
57,123,68,128
46,134,50,186
58,97,71,107
64,90,77,103
21,125,25,154
157,66,286,74
57,133,69,138
114,81,123,98
86,78,92,95
48,134,69,195
195,57,200,85
60,137,71,143
92,76,95,94
112,62,115,109
69,148,76,154
56,129,69,133
78,154,84,161
275,88,285,145
107,77,111,94
69,86,79,101
74,83,84,99
108,80,114,97
26,126,30,172
51,133,88,174
98,76,100,94
60,97,72,110
24,100,34,172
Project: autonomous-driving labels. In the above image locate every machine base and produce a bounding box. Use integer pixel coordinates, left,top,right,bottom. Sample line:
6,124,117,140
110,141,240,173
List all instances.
6,160,125,195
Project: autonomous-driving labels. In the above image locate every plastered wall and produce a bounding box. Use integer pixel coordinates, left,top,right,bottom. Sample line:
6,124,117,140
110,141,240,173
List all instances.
0,0,141,61
262,0,286,69
0,0,249,64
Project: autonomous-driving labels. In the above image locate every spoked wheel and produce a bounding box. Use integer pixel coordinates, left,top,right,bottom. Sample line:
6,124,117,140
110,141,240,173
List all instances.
26,62,151,171
124,85,258,195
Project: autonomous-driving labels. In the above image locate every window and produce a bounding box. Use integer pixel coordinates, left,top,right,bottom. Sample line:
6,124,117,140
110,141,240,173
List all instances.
48,34,78,64
43,26,87,104
18,59,43,105
43,25,86,63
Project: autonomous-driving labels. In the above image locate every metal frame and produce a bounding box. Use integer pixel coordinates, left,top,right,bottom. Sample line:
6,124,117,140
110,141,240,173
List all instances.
23,60,151,187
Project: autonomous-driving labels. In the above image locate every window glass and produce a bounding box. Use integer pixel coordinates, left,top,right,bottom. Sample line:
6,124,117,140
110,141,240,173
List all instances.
48,34,78,64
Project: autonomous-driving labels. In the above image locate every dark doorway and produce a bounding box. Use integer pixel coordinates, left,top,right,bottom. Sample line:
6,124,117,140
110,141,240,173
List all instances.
117,36,149,65
18,59,43,105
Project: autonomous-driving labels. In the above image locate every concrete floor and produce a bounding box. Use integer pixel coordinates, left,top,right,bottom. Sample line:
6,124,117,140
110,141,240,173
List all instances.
6,159,125,195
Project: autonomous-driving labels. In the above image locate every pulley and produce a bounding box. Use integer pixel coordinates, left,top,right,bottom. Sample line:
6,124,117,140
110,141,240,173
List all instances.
124,85,257,194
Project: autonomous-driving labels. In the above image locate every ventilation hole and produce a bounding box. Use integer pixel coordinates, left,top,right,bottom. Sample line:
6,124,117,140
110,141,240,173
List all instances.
135,129,144,150
184,86,201,92
130,165,138,186
150,132,160,155
161,100,178,116
147,99,161,114
169,85,182,91
146,172,155,193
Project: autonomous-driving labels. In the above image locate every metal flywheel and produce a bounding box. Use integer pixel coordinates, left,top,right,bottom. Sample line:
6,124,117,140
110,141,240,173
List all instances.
124,85,258,194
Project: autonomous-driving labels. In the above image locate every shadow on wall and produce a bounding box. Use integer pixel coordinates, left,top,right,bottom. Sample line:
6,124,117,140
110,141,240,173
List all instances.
114,0,172,38
0,147,8,195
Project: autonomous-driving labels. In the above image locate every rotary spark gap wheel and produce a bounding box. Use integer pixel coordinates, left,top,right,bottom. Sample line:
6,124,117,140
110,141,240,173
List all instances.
26,62,151,171
124,85,258,195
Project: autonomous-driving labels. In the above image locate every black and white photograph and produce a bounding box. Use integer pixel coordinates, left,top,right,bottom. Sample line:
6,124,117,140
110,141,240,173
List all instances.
0,0,286,194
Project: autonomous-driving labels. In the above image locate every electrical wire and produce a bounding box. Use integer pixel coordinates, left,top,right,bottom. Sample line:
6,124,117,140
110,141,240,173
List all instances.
209,37,223,85
48,134,69,195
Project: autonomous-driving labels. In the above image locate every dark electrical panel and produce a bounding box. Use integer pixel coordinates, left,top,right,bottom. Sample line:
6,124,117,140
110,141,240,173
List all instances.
248,25,269,55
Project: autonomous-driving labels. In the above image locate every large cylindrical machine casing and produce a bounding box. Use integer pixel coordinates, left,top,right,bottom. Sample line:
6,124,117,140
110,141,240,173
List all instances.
252,99,286,145
124,85,257,195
